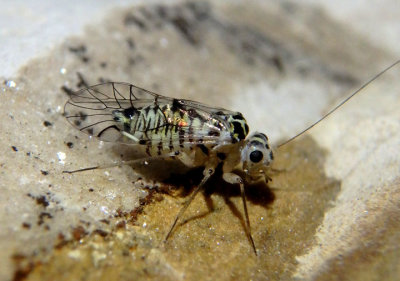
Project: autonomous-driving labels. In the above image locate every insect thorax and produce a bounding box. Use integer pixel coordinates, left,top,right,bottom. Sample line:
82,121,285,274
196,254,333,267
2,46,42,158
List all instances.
224,112,249,143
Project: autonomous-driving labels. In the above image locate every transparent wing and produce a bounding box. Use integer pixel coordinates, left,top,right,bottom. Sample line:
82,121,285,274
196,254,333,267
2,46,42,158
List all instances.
64,82,236,145
64,82,164,143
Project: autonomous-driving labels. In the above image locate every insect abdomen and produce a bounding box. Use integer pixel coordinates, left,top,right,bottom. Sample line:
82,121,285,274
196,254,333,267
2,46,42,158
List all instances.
145,106,212,156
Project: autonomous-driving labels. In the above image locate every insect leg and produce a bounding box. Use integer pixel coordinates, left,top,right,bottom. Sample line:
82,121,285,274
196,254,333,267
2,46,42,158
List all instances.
164,167,215,242
63,153,177,174
222,172,257,255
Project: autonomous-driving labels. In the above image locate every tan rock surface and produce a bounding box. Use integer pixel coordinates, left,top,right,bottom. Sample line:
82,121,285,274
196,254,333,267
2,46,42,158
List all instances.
1,1,399,280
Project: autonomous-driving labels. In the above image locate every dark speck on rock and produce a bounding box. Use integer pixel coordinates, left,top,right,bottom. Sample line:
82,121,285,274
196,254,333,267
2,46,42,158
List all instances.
43,121,53,127
66,142,74,149
22,222,31,229
41,170,49,176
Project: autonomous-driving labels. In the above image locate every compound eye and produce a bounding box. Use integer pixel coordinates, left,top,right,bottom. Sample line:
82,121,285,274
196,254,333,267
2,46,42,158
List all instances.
249,150,263,163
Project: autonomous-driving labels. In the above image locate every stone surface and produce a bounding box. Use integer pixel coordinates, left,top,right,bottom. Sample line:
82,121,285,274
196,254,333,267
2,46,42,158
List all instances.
0,0,143,77
0,1,399,281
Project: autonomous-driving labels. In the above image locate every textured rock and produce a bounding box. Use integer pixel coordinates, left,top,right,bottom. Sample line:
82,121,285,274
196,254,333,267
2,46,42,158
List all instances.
0,1,399,281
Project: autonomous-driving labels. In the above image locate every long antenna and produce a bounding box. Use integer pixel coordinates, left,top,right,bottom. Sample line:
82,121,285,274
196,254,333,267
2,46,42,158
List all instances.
277,59,400,148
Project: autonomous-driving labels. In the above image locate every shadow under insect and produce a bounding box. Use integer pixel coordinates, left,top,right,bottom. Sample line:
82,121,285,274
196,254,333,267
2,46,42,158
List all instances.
176,170,276,238
124,153,276,241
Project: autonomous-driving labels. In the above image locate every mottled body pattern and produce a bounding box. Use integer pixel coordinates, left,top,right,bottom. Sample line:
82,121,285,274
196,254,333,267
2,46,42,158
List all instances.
64,82,275,254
